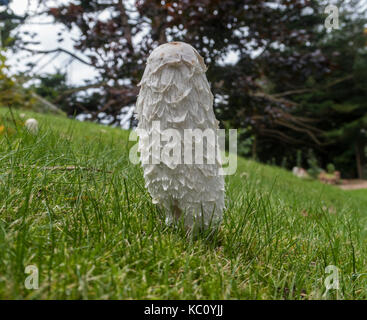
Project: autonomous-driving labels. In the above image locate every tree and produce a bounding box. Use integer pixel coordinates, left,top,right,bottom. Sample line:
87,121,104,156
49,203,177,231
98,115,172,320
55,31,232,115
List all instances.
15,1,328,127
283,0,367,178
0,2,36,110
12,0,367,177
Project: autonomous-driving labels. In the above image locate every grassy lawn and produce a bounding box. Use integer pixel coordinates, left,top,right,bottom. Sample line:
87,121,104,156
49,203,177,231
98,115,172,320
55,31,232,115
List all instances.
347,189,367,198
1,106,367,299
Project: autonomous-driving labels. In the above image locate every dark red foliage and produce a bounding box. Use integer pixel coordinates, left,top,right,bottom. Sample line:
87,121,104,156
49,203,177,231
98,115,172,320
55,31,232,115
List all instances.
45,0,329,132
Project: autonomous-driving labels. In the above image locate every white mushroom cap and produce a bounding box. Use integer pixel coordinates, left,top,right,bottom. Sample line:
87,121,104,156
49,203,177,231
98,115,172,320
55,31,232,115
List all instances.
138,42,207,87
150,42,206,68
25,118,39,134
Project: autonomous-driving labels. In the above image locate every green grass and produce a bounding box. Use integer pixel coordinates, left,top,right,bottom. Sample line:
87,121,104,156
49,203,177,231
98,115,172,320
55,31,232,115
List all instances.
347,189,367,198
1,106,367,300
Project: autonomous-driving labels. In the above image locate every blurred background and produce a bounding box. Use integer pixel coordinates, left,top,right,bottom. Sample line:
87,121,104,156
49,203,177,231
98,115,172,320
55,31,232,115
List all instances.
1,0,367,180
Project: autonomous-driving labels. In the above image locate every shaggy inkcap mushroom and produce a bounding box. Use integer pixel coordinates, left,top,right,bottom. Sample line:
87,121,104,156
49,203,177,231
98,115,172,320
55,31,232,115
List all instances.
135,42,225,231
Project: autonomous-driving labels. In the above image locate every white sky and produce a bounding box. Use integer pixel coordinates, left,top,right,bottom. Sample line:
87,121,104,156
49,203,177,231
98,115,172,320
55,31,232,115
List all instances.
7,0,99,85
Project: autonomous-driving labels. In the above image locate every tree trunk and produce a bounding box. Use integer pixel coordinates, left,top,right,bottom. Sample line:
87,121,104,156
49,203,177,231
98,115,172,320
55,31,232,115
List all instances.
252,135,257,160
355,143,363,179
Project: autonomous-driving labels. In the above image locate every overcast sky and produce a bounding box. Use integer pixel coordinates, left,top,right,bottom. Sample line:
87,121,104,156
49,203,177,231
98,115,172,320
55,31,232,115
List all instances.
7,0,99,85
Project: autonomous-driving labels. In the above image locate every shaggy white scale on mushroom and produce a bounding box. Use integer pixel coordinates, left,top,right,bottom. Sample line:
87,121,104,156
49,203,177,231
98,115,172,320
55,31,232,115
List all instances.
135,42,225,231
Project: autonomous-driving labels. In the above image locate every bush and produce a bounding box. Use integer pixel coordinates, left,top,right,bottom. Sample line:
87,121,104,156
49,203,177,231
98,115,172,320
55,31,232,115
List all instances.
307,149,321,179
0,51,36,109
327,163,336,174
296,150,302,168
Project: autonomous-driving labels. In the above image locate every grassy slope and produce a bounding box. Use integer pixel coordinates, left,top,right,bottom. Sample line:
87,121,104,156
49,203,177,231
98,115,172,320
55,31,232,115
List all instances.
1,106,367,300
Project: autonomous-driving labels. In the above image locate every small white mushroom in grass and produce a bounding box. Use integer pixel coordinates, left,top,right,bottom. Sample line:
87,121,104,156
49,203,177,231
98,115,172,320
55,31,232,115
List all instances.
135,42,225,232
25,118,39,134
